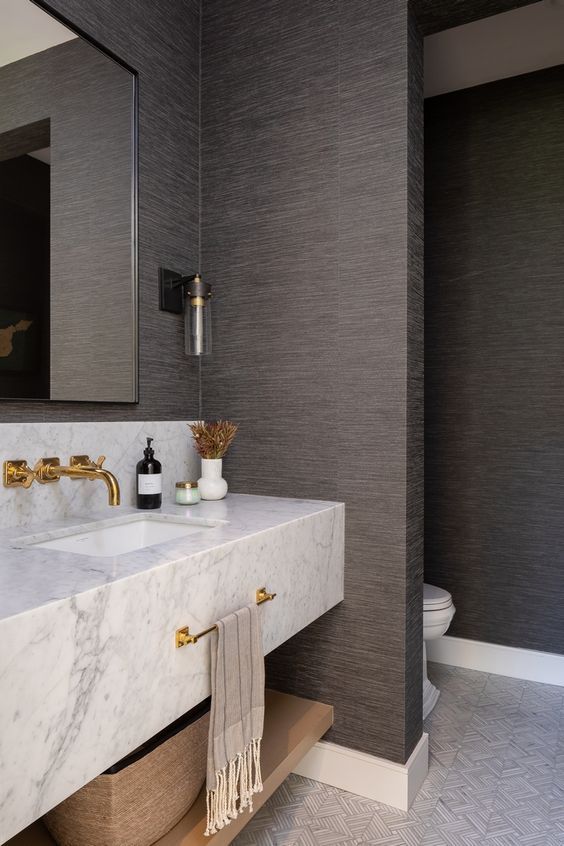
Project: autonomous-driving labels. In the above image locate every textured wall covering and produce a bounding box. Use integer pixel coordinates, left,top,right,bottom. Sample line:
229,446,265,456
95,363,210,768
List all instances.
0,0,200,419
425,65,564,656
0,39,135,402
202,0,423,765
405,5,425,760
412,0,533,36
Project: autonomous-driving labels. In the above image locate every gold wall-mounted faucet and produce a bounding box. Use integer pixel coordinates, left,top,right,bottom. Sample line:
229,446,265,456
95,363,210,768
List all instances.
35,455,121,506
3,455,121,506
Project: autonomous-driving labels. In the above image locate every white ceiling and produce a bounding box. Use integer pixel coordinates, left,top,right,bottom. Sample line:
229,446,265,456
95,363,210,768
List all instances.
425,0,564,98
0,0,77,70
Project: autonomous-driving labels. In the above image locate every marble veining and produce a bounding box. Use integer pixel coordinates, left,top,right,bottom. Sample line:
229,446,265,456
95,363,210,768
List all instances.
0,420,200,530
0,493,344,843
0,496,339,622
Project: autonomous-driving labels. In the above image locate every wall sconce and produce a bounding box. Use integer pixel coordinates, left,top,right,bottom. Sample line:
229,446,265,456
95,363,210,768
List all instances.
159,268,212,356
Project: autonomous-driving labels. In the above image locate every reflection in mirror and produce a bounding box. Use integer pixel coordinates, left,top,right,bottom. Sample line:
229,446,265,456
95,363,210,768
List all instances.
0,118,50,398
0,0,137,402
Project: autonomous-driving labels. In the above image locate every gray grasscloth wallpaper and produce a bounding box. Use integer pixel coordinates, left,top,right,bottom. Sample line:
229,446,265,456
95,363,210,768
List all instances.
425,65,564,656
406,6,425,760
201,0,424,765
0,39,135,402
0,0,200,419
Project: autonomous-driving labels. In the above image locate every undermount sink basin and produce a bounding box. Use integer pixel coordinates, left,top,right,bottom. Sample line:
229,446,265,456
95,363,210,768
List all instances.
17,514,220,558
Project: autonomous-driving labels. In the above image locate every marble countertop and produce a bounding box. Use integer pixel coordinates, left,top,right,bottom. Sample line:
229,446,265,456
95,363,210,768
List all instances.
0,493,341,622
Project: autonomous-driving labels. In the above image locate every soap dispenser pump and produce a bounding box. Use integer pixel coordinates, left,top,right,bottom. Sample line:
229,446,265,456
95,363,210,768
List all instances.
136,437,162,510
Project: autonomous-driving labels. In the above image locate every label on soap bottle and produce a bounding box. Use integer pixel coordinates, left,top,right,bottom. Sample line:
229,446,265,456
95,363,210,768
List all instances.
138,474,162,495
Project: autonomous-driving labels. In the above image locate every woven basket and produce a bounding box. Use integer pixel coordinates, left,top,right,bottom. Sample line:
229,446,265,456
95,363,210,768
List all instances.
44,707,209,846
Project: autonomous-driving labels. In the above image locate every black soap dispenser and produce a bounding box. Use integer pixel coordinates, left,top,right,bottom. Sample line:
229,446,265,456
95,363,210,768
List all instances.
136,437,162,509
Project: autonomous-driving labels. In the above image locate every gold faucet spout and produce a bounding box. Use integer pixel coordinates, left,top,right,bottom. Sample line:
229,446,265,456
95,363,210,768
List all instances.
62,465,121,507
93,468,121,506
35,455,121,506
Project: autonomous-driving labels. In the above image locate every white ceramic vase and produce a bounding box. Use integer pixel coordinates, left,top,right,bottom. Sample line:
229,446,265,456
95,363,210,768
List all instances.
198,458,228,501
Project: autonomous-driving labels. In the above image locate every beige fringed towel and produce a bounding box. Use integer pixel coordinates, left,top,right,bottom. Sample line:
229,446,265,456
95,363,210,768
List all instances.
205,603,265,837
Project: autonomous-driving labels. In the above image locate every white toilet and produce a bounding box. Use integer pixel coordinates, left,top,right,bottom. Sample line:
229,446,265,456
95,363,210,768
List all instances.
423,583,455,719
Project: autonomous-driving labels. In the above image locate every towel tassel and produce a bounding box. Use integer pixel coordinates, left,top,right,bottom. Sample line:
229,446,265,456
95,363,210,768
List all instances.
205,737,264,836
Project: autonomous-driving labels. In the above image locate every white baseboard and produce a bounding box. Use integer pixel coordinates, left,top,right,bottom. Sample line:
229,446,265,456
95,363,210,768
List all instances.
427,635,564,687
292,732,428,811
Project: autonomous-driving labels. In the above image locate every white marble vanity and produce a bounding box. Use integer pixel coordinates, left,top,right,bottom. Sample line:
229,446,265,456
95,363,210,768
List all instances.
0,493,344,844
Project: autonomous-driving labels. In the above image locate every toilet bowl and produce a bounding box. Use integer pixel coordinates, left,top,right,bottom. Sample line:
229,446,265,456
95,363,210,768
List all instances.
423,583,455,719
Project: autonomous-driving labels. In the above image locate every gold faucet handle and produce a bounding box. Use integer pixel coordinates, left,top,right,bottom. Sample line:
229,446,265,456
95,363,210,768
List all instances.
70,455,94,468
70,455,106,469
3,460,36,489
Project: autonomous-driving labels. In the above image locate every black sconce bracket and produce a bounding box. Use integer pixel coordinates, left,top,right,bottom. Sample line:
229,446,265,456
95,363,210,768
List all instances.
159,267,211,314
159,267,197,314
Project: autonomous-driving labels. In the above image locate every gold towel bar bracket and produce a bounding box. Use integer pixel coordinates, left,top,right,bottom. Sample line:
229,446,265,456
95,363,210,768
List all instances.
175,587,277,649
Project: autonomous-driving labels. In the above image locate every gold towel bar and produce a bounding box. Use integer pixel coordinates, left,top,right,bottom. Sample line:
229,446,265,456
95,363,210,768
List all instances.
175,587,277,648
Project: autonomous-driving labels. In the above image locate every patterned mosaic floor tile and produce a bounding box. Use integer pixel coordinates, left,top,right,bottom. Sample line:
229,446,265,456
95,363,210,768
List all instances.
233,666,564,846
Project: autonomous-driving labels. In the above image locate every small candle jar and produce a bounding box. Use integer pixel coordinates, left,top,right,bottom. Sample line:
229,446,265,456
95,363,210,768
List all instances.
175,481,201,506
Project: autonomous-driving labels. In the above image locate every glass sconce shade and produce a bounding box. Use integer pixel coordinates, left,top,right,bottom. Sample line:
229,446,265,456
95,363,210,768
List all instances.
184,295,212,356
158,268,212,356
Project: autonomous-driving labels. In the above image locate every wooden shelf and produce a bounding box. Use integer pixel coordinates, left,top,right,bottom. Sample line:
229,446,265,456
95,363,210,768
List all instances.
7,690,333,846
